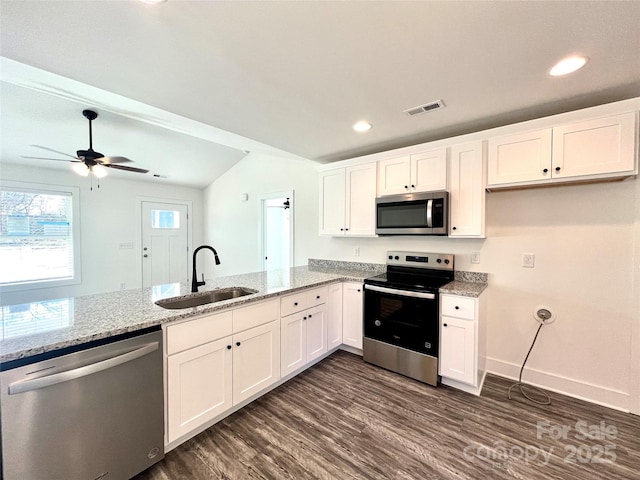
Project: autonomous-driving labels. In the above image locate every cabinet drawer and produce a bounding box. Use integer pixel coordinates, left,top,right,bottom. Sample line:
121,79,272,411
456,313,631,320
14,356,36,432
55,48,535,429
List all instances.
166,311,233,355
233,299,279,333
280,286,328,317
307,286,328,307
280,290,308,317
441,295,476,320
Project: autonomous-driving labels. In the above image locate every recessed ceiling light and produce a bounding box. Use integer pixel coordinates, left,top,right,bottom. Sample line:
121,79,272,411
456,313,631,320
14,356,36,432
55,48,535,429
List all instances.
353,121,372,132
549,55,589,76
140,0,167,4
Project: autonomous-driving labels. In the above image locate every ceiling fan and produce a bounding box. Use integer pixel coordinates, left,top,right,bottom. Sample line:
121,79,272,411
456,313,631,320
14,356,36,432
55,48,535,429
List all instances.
22,109,149,178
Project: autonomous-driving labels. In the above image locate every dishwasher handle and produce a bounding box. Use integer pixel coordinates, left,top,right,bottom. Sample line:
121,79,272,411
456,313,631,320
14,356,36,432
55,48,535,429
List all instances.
8,341,159,395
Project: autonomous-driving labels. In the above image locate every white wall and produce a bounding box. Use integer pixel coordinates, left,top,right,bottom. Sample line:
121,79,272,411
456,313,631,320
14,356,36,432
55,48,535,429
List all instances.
1,164,204,304
204,152,639,412
202,152,321,278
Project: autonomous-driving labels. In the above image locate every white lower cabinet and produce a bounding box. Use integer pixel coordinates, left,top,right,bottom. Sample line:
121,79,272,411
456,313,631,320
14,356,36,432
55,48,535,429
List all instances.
281,305,327,377
233,320,280,405
439,293,486,394
342,282,363,350
165,299,280,444
167,335,232,442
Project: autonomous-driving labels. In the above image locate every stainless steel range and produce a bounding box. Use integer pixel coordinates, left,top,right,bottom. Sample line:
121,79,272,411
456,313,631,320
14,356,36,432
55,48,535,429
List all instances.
363,251,454,386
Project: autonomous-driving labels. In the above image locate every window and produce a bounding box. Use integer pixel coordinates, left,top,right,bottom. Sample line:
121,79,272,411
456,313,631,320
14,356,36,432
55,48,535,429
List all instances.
151,209,180,229
0,182,81,290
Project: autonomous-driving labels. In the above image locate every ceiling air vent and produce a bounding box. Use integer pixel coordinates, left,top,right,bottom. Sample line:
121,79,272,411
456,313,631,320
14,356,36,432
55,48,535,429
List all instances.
403,100,446,116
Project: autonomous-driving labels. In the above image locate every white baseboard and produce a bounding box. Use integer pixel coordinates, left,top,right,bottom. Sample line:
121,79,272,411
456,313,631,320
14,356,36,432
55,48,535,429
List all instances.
486,357,630,413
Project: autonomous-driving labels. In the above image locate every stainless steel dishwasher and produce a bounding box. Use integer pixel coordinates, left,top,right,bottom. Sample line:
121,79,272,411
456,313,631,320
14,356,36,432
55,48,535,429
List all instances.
1,327,164,480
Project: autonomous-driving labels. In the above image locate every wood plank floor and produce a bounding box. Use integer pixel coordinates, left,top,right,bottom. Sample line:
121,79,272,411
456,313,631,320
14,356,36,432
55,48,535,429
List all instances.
134,351,640,480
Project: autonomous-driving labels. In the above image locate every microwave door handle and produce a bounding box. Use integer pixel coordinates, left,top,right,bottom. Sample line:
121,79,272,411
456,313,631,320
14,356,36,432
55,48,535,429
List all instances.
426,199,433,228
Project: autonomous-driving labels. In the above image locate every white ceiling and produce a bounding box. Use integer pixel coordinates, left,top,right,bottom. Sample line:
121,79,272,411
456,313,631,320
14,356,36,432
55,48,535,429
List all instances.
1,1,639,187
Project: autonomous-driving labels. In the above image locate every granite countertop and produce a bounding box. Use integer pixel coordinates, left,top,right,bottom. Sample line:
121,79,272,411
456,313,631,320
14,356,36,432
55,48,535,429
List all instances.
0,260,487,364
0,265,378,364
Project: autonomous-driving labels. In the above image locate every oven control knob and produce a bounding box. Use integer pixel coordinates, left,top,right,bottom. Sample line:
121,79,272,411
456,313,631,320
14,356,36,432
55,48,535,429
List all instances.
436,259,442,263
444,259,450,264
394,256,399,260
388,255,393,260
374,319,382,327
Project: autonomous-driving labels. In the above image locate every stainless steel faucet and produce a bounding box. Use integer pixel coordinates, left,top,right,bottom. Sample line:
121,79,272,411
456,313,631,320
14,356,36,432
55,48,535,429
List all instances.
191,245,221,292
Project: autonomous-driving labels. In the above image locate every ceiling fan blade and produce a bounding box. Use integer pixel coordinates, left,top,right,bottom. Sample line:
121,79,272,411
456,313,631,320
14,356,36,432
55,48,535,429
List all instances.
21,156,82,163
106,164,149,174
100,156,132,164
30,145,80,160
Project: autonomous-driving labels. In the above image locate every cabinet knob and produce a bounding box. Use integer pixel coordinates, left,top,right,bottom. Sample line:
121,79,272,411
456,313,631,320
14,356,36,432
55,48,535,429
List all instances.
452,226,457,231
357,289,361,292
443,323,448,327
543,168,549,173
404,185,409,189
340,228,344,231
309,314,313,318
294,302,298,306
316,295,320,299
455,306,460,310
555,166,561,172
236,341,241,347
411,184,415,188
227,345,232,350
345,228,349,231
303,316,307,320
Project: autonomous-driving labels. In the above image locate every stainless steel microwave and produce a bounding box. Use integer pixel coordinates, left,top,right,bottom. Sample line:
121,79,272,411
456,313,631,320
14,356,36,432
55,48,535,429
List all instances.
375,191,449,235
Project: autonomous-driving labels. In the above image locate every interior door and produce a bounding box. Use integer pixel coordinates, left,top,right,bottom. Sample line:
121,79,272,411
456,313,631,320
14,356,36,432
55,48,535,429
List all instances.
142,201,188,288
261,192,293,272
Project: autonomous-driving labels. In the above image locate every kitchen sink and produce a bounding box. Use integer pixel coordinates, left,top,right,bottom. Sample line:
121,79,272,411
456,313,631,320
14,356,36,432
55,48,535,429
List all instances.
155,287,258,309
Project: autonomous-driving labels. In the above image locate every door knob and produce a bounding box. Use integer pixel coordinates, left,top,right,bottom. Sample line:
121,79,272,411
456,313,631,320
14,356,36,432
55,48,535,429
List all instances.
143,254,148,258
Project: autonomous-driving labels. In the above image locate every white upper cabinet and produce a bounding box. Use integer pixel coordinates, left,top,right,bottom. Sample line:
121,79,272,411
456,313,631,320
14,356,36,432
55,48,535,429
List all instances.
449,141,486,238
319,163,377,236
488,129,552,185
377,149,447,196
487,112,638,189
318,168,346,235
552,112,637,179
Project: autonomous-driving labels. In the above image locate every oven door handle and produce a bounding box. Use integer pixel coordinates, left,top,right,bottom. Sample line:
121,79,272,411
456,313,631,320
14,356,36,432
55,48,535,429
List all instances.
364,284,436,300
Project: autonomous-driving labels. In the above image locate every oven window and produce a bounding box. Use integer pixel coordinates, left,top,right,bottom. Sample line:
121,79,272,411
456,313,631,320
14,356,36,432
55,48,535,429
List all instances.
364,290,439,356
377,201,426,228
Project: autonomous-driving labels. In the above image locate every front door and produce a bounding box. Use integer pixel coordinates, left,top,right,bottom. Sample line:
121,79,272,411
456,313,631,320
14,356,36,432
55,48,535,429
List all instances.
141,201,189,288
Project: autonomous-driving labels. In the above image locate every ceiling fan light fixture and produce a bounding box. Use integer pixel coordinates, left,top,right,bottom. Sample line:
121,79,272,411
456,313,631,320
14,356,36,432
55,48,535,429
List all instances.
92,164,108,178
549,55,589,76
72,163,90,177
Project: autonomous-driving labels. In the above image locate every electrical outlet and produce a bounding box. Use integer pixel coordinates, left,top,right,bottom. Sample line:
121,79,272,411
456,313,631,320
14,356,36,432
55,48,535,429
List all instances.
523,253,535,268
120,283,126,290
471,251,480,264
354,247,360,257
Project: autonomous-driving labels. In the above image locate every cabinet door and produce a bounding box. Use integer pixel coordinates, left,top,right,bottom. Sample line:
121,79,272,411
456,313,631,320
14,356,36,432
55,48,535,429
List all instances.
345,164,377,236
439,316,475,385
487,129,552,186
233,320,280,405
319,169,346,235
281,313,306,377
342,282,363,349
377,155,411,196
449,141,486,238
167,336,233,443
552,112,637,179
327,282,343,350
305,305,327,364
411,148,447,192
